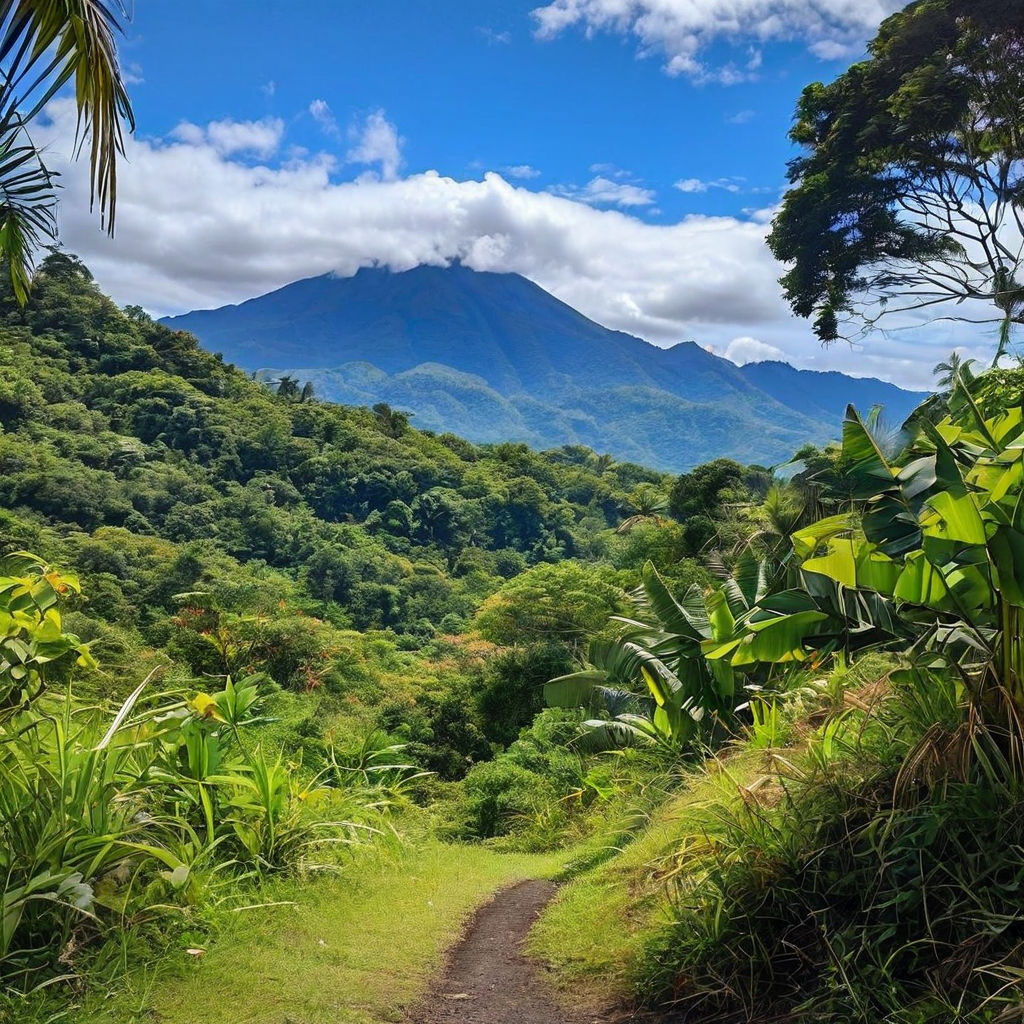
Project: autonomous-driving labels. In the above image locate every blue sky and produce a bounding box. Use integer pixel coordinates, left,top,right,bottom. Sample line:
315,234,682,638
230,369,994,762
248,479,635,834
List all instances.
41,0,985,389
120,0,824,222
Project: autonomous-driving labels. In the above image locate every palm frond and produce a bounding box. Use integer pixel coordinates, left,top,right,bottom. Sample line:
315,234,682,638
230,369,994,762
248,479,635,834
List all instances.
0,0,133,299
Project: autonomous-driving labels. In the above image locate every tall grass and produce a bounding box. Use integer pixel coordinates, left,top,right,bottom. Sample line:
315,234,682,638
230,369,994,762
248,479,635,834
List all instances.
0,556,412,994
638,663,1024,1023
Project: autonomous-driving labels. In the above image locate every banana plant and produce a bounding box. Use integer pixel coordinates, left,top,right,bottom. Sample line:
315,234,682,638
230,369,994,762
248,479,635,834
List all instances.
546,561,752,750
789,368,1024,704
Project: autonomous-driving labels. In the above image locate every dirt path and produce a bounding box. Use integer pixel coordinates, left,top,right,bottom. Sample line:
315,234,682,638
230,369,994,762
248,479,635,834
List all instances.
407,879,611,1024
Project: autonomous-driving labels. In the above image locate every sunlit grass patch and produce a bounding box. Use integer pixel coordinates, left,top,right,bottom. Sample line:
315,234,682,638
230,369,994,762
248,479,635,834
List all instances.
75,840,567,1024
528,746,769,1007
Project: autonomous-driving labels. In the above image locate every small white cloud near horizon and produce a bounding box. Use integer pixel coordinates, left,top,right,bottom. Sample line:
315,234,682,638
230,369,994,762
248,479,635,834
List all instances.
553,174,656,207
347,109,404,181
504,164,542,179
171,116,284,158
531,0,902,80
724,336,786,365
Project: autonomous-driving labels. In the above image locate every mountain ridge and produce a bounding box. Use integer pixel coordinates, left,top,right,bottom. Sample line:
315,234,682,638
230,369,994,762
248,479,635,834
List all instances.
161,265,928,471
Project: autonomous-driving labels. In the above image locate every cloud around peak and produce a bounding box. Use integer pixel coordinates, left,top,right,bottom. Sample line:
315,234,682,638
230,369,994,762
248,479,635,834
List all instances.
36,99,952,389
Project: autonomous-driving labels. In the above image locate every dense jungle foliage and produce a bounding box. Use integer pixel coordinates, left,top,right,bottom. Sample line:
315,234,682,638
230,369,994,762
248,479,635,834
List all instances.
0,253,781,1015
6,1,1024,1021
10,252,1024,1024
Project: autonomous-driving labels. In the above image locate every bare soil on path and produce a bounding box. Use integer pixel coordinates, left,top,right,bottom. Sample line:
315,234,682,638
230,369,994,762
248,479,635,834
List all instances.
406,879,614,1024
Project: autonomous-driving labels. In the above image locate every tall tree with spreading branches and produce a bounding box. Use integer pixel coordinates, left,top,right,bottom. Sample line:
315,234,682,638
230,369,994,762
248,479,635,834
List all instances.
0,1,134,302
768,0,1024,359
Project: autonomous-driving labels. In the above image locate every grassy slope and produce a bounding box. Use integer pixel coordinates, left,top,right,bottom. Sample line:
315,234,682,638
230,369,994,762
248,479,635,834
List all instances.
529,749,768,1008
78,840,567,1024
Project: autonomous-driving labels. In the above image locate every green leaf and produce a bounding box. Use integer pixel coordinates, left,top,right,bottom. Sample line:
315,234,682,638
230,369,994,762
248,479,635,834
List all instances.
921,490,986,545
893,552,950,608
989,526,1024,608
639,561,708,638
792,513,858,560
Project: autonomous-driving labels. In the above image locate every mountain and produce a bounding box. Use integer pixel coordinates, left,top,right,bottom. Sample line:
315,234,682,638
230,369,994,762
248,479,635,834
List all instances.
161,265,927,471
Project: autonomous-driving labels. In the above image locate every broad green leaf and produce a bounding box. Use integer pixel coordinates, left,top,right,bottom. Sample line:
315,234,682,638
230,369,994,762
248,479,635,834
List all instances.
921,490,986,545
989,526,1024,608
544,671,606,708
893,552,950,608
705,588,734,642
791,513,858,560
802,537,858,587
730,611,828,666
639,562,708,638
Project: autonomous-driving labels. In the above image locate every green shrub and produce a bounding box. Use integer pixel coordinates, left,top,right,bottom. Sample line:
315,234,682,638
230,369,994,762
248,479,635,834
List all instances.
462,759,558,840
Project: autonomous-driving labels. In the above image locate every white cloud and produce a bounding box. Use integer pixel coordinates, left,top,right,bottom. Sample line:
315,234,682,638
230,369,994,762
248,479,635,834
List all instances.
124,62,144,86
478,26,512,44
675,176,742,194
261,80,277,97
171,117,284,158
552,175,656,207
726,109,754,124
35,99,964,389
504,164,542,179
531,0,902,81
724,336,785,365
309,98,338,134
346,109,403,181
589,163,631,179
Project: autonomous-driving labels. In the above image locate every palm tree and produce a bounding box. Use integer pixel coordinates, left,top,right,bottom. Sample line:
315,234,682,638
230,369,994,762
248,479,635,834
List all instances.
0,1,134,302
275,374,300,401
933,350,973,393
616,483,667,534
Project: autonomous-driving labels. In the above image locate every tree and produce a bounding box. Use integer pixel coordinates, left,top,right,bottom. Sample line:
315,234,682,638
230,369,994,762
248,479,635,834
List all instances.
372,402,409,438
617,482,667,534
474,562,626,649
768,1,1024,352
0,2,134,302
933,350,975,393
668,458,746,522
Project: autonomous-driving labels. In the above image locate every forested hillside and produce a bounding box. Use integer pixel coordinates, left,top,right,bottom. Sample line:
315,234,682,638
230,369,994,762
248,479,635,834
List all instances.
0,252,772,772
0,251,800,1020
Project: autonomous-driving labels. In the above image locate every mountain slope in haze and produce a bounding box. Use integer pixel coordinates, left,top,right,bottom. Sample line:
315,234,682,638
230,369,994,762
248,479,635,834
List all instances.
162,265,928,471
737,360,923,427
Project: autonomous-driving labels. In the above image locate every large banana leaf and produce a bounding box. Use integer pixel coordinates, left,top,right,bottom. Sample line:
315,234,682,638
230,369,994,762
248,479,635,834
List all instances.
543,671,639,714
791,513,858,560
802,537,901,595
842,406,901,494
638,561,709,639
893,551,951,609
574,717,659,752
988,526,1024,608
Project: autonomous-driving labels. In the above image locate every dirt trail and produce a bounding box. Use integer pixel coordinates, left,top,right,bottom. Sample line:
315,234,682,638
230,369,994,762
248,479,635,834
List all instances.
407,879,611,1024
